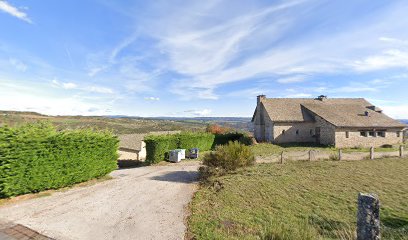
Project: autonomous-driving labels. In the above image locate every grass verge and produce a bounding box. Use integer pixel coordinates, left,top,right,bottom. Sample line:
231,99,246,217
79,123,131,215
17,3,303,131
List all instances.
188,158,408,239
252,143,407,157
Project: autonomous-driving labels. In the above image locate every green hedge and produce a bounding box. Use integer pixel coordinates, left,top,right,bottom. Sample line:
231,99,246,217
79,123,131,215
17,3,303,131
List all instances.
213,132,252,147
144,132,215,164
0,122,118,198
144,134,179,164
178,132,214,151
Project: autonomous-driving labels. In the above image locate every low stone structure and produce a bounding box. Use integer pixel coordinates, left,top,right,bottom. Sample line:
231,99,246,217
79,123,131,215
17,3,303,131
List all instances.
252,95,406,148
357,193,380,240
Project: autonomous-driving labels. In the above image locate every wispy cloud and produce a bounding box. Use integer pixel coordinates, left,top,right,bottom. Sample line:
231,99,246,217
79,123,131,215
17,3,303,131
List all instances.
52,79,114,94
184,109,212,117
144,96,160,101
9,58,27,72
277,75,307,84
0,1,32,23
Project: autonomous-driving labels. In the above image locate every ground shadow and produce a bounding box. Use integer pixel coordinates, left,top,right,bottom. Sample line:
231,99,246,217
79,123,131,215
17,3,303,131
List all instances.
117,160,148,169
383,216,408,229
150,171,199,183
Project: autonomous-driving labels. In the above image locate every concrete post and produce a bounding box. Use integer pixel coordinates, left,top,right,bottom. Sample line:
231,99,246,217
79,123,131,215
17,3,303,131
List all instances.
357,193,380,240
338,149,342,161
280,151,284,164
370,147,375,160
400,145,404,158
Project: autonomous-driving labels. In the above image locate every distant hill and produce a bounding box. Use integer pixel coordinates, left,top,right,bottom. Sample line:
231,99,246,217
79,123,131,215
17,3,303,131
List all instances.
399,119,408,124
0,110,253,134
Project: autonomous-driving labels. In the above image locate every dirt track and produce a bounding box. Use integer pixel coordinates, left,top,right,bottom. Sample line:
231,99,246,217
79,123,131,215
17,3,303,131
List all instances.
0,162,199,240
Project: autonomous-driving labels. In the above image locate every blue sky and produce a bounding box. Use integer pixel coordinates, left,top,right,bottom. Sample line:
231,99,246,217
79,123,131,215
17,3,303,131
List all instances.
1,0,408,118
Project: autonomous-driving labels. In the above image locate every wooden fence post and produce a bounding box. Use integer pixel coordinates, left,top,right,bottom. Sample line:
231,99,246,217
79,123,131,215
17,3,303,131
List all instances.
357,193,380,240
400,145,404,158
280,151,284,164
370,147,374,160
309,150,312,161
338,149,342,161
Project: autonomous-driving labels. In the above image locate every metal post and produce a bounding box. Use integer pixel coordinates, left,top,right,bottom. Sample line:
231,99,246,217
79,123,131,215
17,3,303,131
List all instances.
400,145,404,158
280,151,284,164
370,147,374,160
357,193,380,240
339,149,342,161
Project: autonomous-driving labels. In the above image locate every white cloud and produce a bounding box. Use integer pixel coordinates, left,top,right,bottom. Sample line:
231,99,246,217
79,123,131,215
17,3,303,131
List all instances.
184,109,212,117
352,49,408,72
277,75,307,84
144,96,160,101
381,105,408,119
0,1,32,23
9,58,27,72
52,79,114,94
62,82,77,89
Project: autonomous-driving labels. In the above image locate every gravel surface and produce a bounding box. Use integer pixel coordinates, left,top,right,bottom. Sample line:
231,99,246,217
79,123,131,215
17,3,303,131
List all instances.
0,162,200,240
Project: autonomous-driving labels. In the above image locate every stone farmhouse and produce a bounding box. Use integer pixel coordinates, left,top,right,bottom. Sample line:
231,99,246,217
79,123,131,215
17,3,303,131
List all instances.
252,95,406,148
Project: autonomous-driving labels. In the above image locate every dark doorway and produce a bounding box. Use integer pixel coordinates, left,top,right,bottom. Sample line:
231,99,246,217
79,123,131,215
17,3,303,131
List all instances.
315,127,321,144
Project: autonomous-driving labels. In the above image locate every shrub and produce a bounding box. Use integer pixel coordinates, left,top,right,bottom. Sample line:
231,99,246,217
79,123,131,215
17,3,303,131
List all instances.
0,122,118,198
202,141,255,171
213,132,253,147
381,144,393,148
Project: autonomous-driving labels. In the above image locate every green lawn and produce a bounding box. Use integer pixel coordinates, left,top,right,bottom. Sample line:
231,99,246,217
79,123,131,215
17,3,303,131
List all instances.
252,143,407,158
188,158,408,240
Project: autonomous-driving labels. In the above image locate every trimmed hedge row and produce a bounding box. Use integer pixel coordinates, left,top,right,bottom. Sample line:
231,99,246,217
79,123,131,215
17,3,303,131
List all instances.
0,122,118,198
144,132,253,164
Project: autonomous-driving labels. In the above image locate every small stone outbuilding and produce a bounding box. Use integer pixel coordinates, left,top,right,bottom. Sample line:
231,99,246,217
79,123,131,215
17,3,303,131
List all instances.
118,134,146,161
252,95,406,148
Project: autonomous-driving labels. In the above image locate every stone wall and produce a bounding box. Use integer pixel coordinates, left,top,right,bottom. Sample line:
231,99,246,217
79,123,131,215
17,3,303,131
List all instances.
335,128,404,148
314,115,336,145
253,103,269,142
272,122,316,144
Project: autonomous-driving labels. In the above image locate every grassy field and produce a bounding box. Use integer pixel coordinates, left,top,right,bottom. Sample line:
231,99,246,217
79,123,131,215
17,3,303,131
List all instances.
0,111,207,134
188,158,408,240
252,143,407,158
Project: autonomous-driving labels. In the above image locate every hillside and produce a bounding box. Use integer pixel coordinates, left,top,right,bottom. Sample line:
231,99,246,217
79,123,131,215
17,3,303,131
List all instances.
0,111,252,134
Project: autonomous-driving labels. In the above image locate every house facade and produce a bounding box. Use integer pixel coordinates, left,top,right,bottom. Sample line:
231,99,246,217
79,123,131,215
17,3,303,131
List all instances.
252,95,406,148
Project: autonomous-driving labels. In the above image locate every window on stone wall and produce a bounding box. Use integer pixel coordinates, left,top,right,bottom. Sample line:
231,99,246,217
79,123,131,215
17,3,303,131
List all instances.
360,131,367,137
310,129,313,135
282,130,285,135
377,131,386,137
369,131,376,137
397,131,401,138
296,130,299,135
346,131,349,138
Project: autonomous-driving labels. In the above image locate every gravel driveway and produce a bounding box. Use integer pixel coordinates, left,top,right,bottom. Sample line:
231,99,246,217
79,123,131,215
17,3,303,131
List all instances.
0,162,200,240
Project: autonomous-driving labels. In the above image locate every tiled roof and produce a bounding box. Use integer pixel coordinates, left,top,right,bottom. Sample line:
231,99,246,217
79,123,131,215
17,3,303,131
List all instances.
256,97,406,128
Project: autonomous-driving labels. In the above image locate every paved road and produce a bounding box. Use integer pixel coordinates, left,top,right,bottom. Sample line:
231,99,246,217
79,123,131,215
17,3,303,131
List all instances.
0,162,199,240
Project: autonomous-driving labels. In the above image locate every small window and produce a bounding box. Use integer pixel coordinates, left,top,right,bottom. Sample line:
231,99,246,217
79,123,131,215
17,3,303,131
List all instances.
282,130,285,135
346,131,349,138
377,131,386,137
296,130,299,135
360,131,367,137
369,131,376,137
397,131,401,138
310,129,313,135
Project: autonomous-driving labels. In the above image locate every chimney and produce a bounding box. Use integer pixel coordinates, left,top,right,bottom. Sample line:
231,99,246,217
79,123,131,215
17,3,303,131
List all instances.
257,95,266,105
317,95,328,101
